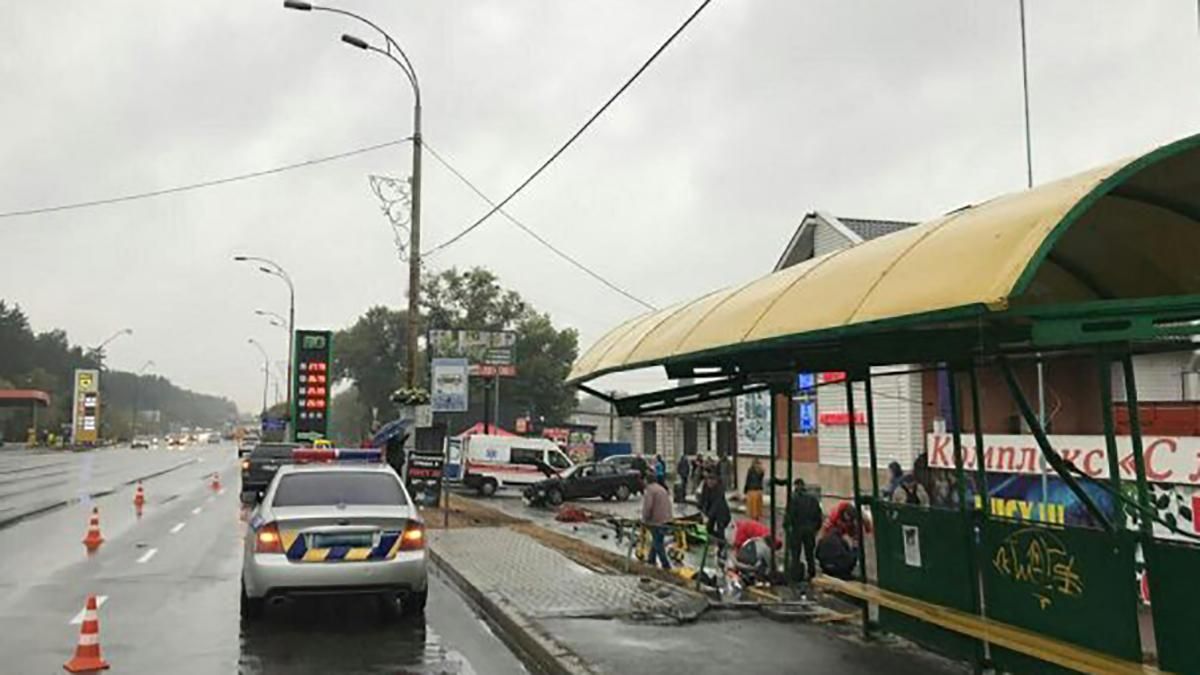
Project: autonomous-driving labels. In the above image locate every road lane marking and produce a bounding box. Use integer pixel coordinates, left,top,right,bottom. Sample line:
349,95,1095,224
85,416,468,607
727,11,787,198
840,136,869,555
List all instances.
170,522,186,534
137,548,158,564
70,596,108,624
192,506,202,515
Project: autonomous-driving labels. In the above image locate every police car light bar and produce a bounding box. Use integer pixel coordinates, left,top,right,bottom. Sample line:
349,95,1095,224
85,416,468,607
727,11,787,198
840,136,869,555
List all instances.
292,448,384,464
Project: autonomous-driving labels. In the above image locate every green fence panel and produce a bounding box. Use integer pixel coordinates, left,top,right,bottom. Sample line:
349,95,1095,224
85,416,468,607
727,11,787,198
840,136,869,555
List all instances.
982,520,1140,674
1146,539,1200,673
874,503,980,663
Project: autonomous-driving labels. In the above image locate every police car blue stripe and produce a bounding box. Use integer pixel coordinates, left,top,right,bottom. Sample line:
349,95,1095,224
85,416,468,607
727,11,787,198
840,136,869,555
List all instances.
371,533,399,560
286,535,307,560
325,545,350,561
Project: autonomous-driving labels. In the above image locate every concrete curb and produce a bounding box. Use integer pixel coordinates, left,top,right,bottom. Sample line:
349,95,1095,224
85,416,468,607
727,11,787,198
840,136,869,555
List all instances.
0,457,198,531
429,546,596,675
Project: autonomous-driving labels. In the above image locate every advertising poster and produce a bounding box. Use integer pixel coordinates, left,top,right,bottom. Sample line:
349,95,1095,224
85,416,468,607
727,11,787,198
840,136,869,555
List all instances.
902,525,922,567
736,390,771,456
431,358,469,412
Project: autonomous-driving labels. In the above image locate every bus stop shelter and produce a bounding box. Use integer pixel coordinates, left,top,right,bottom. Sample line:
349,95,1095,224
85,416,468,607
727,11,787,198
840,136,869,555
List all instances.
568,133,1200,673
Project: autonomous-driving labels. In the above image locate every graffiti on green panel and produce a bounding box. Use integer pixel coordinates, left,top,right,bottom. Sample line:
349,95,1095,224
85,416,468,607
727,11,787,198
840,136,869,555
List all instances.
991,527,1084,610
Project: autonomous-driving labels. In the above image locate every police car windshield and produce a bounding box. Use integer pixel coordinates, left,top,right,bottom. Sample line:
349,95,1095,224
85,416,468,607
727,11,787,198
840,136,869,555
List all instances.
273,472,407,507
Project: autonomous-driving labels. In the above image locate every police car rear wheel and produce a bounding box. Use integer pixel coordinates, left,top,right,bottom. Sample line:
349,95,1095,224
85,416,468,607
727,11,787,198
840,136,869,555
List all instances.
480,479,498,497
402,589,428,617
240,582,264,620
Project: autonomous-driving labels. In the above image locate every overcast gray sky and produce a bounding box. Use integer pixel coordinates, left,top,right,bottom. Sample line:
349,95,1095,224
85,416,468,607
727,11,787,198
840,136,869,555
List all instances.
2,1,1199,413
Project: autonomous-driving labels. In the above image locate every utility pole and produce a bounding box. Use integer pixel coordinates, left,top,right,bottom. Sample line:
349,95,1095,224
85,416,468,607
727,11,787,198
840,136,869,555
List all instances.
408,106,423,390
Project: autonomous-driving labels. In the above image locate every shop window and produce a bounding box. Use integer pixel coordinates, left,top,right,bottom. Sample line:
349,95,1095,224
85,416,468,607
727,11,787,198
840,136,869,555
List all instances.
642,420,657,455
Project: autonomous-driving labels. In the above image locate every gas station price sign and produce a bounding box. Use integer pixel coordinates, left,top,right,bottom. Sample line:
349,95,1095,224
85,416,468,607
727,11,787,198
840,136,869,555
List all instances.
293,330,332,442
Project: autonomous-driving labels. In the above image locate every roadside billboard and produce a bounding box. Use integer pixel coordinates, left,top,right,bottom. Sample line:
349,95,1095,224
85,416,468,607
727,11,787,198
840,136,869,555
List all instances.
428,329,517,377
72,369,100,445
431,358,469,413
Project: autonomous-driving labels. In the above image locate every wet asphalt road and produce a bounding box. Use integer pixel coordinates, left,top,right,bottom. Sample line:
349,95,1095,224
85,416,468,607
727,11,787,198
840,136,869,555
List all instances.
0,444,525,674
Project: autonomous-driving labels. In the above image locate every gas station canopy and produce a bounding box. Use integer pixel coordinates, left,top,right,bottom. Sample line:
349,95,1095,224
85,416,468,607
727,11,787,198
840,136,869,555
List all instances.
0,390,51,408
570,132,1200,386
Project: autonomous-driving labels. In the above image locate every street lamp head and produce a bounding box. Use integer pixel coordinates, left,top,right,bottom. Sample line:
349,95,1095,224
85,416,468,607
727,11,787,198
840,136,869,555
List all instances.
233,255,248,261
258,266,274,275
283,0,313,10
341,33,370,50
254,309,266,316
122,328,134,336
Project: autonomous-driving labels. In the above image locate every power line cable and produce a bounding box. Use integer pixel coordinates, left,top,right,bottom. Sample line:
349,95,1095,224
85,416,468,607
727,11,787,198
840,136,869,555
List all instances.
0,137,412,219
422,0,715,257
423,139,657,311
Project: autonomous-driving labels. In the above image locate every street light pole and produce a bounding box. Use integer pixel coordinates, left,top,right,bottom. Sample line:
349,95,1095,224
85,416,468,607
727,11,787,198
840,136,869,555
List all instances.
88,328,133,368
236,257,296,426
285,1,423,389
248,338,271,419
1017,0,1049,503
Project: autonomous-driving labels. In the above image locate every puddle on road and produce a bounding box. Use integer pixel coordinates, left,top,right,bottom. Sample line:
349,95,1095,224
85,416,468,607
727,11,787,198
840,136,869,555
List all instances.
239,597,476,674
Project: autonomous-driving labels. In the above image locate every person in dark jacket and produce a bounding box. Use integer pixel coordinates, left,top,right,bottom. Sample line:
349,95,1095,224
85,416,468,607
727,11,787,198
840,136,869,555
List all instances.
676,454,691,501
816,529,857,580
699,472,731,553
743,458,765,521
385,433,407,478
784,479,823,582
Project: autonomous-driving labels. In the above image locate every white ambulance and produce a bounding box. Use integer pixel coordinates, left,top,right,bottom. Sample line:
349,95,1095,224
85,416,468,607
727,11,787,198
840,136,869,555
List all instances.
458,435,573,496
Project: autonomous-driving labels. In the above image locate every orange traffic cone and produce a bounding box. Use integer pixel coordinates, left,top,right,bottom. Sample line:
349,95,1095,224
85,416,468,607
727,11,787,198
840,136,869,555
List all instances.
82,507,104,553
133,482,145,516
63,594,110,672
210,472,221,492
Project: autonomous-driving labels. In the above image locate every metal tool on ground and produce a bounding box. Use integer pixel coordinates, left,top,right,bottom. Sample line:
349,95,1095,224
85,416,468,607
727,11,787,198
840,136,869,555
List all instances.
82,507,104,553
133,482,145,517
63,594,110,672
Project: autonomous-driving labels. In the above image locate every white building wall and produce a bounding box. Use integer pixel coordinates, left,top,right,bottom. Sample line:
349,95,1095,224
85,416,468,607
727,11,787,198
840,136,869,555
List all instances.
1113,352,1196,402
818,365,924,468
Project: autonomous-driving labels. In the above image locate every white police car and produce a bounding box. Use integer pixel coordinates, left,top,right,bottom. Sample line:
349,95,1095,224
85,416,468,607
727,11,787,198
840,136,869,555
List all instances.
241,448,427,619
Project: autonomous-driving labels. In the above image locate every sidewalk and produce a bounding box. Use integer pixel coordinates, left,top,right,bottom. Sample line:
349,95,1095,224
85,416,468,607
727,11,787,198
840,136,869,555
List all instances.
429,498,969,675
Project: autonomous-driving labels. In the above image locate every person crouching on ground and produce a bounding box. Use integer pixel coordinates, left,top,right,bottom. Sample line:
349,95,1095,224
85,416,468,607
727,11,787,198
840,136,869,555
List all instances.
641,474,674,569
743,458,765,521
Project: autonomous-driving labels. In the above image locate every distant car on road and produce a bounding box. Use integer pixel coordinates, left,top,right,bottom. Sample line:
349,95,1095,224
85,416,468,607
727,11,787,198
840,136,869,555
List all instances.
237,433,261,458
241,454,426,620
130,436,153,449
241,442,301,501
523,462,643,507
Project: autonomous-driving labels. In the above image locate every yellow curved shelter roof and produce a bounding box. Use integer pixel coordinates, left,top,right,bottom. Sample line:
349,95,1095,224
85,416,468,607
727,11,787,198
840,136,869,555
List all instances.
570,133,1200,383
